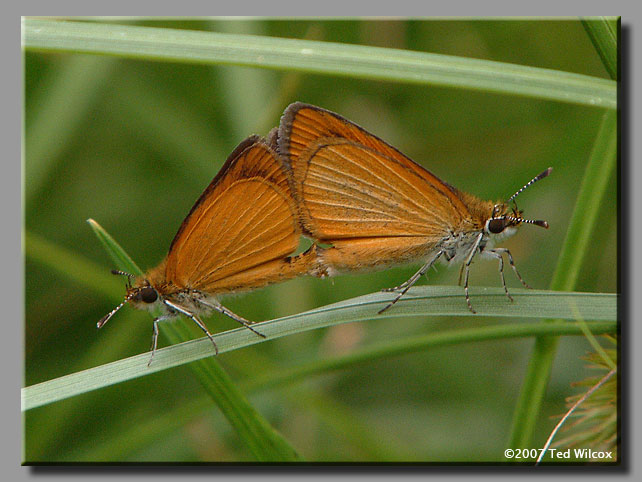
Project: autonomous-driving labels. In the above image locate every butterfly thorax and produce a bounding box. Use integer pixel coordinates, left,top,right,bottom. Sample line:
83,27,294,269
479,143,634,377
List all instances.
452,191,496,229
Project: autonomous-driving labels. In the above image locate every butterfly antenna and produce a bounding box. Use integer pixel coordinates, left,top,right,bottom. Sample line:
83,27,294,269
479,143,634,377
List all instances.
505,215,549,229
99,270,138,327
508,167,552,203
111,269,136,288
97,291,137,329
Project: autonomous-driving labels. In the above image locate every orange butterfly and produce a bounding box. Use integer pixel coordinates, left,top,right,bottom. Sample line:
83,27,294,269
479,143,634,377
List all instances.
277,102,550,313
98,135,316,365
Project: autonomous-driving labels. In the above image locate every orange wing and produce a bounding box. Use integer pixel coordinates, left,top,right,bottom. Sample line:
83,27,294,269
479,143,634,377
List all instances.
164,137,301,293
277,103,473,242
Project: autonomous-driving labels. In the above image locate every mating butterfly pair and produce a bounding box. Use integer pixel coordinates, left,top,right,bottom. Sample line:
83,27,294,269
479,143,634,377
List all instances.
99,102,550,364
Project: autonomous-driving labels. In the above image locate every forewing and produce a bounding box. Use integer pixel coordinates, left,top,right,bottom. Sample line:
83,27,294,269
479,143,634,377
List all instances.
278,103,471,241
165,139,300,292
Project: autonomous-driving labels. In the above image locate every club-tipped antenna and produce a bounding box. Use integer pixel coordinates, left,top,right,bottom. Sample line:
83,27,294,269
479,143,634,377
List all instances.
111,269,136,288
505,215,549,229
97,291,137,329
111,269,135,278
508,167,552,203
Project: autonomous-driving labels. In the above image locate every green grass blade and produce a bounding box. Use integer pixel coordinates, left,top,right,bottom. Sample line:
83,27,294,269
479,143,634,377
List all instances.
550,110,617,292
241,320,617,393
162,321,302,461
25,224,616,461
24,19,618,461
86,219,142,276
24,230,152,458
85,220,300,461
581,17,619,80
22,18,616,109
22,289,616,412
507,108,617,450
67,319,616,461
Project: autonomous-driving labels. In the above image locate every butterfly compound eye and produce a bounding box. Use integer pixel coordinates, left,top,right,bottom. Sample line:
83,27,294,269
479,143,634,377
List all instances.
487,218,507,234
140,287,158,304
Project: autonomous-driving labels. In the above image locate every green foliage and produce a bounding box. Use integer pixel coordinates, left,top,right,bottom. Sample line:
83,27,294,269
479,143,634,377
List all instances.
507,19,617,455
24,18,617,462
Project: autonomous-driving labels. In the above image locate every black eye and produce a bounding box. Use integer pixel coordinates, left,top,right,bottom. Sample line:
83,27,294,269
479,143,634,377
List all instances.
488,218,506,234
140,287,158,303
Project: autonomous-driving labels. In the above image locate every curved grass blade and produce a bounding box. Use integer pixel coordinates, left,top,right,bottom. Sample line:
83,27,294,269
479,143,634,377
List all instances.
22,18,616,109
22,288,616,411
65,318,615,461
507,107,618,450
85,219,300,461
581,17,618,80
87,218,142,276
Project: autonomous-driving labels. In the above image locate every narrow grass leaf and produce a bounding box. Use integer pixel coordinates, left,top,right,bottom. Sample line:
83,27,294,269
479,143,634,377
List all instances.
86,219,300,461
67,319,615,461
508,107,617,450
581,17,618,80
23,19,616,109
22,288,616,411
87,219,142,276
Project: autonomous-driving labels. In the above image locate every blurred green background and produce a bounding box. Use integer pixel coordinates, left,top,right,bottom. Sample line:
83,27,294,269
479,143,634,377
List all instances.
24,18,616,462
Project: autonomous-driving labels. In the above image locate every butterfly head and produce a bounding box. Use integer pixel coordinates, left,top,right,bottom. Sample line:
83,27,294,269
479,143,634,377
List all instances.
484,168,552,239
97,270,163,329
126,282,161,310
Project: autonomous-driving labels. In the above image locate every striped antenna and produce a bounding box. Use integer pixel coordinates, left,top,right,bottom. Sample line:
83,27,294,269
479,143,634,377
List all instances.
111,269,135,278
98,270,139,328
505,215,549,229
111,269,135,289
508,167,552,203
97,291,137,329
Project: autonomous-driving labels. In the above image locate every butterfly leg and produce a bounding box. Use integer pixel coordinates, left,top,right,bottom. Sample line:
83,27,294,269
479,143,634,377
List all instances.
462,233,484,314
162,299,219,355
199,299,267,339
495,248,532,289
148,318,160,367
457,263,465,286
378,250,443,314
485,249,513,302
380,269,420,293
147,314,171,367
462,262,475,314
381,274,416,293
